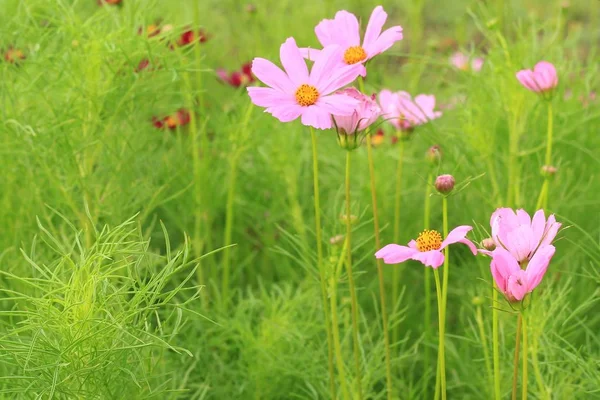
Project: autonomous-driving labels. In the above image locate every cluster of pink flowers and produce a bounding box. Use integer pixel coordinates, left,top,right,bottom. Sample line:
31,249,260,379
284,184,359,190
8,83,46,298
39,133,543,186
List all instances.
377,207,560,303
247,6,404,134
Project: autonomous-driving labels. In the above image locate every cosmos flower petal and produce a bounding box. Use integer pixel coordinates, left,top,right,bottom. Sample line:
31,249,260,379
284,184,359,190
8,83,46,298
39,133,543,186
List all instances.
365,25,403,57
280,37,309,86
247,87,294,108
525,245,555,291
375,244,418,264
251,58,295,92
300,106,333,130
412,250,445,269
315,10,360,48
440,225,473,249
363,6,387,49
317,94,360,116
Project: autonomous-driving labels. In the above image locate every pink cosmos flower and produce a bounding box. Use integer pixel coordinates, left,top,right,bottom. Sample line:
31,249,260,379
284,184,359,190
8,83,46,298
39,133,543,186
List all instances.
483,208,561,264
451,52,484,72
302,6,403,76
247,37,363,130
379,90,442,130
516,61,558,94
490,245,556,302
333,88,381,134
375,226,477,268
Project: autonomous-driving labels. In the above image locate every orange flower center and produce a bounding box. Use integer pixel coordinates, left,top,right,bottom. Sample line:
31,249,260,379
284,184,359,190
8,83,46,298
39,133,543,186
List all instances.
416,230,443,252
295,84,319,106
343,46,367,65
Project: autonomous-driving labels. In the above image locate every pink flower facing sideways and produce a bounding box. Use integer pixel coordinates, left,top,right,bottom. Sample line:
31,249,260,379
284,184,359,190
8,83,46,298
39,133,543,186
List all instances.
379,90,442,131
302,6,403,76
247,37,364,129
516,61,558,94
484,208,561,302
333,87,381,134
376,226,477,268
450,52,484,72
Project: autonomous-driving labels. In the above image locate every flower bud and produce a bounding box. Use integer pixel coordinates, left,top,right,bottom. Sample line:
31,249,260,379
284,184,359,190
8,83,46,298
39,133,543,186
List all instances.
472,296,484,306
340,214,358,225
541,165,557,178
482,238,496,251
329,234,345,246
426,145,442,164
435,174,455,194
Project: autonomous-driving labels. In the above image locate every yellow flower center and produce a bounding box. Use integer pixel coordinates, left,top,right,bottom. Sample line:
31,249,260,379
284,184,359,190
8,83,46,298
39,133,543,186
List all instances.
295,84,319,107
343,46,367,65
416,230,443,252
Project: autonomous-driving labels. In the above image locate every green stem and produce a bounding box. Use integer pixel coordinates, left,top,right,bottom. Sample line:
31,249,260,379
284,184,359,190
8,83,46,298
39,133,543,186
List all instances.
182,72,205,306
309,128,337,399
536,102,553,210
392,139,405,347
476,305,494,398
221,102,254,308
512,313,523,400
433,268,445,400
344,151,363,400
439,197,449,400
331,238,351,400
423,173,433,398
532,332,547,399
522,313,528,400
493,287,501,400
361,81,393,400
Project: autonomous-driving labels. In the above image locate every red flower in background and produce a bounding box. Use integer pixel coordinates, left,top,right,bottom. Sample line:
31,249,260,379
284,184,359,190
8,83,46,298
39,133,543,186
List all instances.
370,129,398,146
138,24,162,38
98,0,122,5
172,28,209,48
152,109,191,130
135,58,152,73
216,63,254,88
3,47,26,64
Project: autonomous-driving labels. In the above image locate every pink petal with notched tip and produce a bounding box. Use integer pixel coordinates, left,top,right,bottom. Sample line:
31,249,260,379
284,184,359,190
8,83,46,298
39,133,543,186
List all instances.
490,247,521,292
315,10,361,48
412,250,445,268
525,244,555,291
247,87,294,108
300,106,333,130
251,58,295,92
375,244,418,264
280,38,309,87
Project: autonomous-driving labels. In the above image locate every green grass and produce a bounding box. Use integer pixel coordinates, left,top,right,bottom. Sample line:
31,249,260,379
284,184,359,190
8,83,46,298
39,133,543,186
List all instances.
1,0,599,398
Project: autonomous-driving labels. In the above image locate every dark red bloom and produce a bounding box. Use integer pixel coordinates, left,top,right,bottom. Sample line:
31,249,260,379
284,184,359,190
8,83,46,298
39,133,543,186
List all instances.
216,62,254,88
98,0,122,5
152,109,191,130
174,28,209,48
3,47,26,64
135,58,151,72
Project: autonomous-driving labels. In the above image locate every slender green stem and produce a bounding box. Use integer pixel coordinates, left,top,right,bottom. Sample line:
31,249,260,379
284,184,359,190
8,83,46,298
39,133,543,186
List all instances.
361,81,393,400
439,197,449,400
512,313,523,400
182,72,205,306
423,173,433,398
221,102,254,308
493,287,501,400
532,332,547,399
331,238,351,400
522,313,528,400
433,268,445,400
309,127,337,399
536,102,553,210
476,305,494,398
344,151,363,400
392,139,405,346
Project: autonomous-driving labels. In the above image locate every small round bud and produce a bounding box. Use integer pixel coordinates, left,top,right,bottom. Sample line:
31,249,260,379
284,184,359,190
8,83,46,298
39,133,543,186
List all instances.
472,296,485,306
340,214,358,225
329,234,345,246
426,145,442,164
435,174,455,194
482,238,496,251
541,165,557,178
